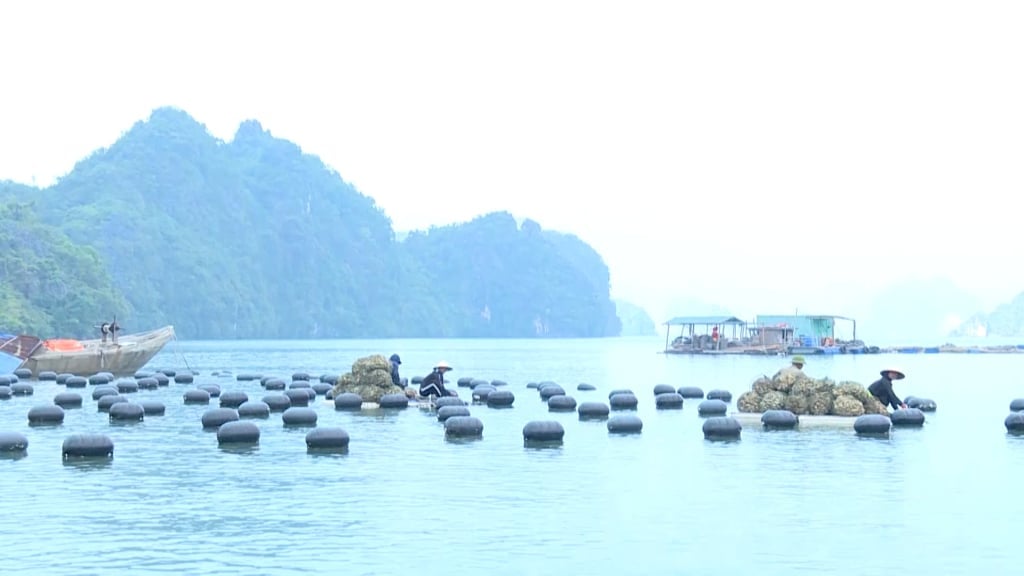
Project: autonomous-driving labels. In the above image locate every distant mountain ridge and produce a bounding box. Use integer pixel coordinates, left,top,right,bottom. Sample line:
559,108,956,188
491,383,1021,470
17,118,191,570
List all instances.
0,107,621,339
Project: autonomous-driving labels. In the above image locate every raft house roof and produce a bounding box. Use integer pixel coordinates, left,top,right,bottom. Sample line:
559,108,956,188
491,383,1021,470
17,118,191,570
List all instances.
663,316,748,326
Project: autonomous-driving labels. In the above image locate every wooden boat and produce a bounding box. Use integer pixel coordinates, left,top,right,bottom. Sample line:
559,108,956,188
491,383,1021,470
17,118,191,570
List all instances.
12,326,176,377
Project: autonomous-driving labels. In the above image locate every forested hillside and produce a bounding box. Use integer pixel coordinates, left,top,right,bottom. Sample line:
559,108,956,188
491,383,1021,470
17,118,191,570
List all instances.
0,107,622,339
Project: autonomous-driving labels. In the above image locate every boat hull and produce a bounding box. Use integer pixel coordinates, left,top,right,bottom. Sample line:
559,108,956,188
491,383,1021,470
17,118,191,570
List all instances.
18,326,175,377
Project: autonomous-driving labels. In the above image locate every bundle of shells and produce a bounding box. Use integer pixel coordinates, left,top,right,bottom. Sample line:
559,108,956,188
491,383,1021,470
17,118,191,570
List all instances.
737,369,888,417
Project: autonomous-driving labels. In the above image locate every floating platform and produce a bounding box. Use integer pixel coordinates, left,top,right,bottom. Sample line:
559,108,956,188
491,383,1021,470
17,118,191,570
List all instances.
730,411,859,429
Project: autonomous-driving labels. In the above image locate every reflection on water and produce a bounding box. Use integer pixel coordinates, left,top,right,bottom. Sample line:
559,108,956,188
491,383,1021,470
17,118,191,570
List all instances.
0,337,1022,575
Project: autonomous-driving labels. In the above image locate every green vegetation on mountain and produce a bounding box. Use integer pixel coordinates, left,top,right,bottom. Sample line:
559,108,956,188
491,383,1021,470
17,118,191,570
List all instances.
614,300,657,336
0,200,127,337
0,107,622,339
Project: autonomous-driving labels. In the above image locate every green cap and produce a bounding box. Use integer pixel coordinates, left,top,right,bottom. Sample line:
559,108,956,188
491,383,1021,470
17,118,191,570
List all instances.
791,355,806,365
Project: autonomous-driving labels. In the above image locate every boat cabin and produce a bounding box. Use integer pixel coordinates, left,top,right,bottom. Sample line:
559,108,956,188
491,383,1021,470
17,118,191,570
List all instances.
753,315,858,354
663,316,747,354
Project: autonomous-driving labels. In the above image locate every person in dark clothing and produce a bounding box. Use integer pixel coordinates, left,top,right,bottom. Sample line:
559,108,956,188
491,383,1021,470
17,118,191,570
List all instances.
868,368,908,411
389,354,402,386
419,361,456,398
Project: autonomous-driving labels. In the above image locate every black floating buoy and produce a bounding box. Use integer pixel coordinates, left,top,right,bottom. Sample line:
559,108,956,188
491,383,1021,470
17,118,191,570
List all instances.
0,431,28,453
457,377,474,388
38,371,57,381
539,385,565,400
854,414,892,436
199,384,221,398
28,404,65,425
1005,412,1024,434
469,379,490,389
0,386,10,399
490,379,508,387
62,434,114,459
486,389,515,408
56,373,73,384
607,388,633,400
237,373,260,382
333,393,362,410
608,414,643,434
434,396,466,409
220,391,249,409
14,368,32,379
289,381,311,390
609,393,638,410
139,400,166,416
54,392,83,409
444,416,484,438
109,402,145,422
890,408,925,427
703,416,742,440
577,383,596,391
284,389,310,407
238,401,271,418
677,386,705,399
906,397,936,412
304,388,317,401
410,376,424,385
217,421,260,445
0,375,12,386
92,386,118,401
134,371,153,379
523,420,565,442
698,399,729,416
306,427,349,450
174,373,194,384
159,369,176,378
1009,398,1024,412
97,395,127,412
153,374,169,386
64,376,87,388
201,408,239,429
311,383,332,396
11,383,33,396
292,372,310,382
264,379,286,391
472,385,496,402
136,377,159,390
183,389,211,404
437,405,471,422
655,392,684,409
116,380,139,394
526,382,540,389
761,409,799,430
282,407,318,426
379,393,410,409
578,401,610,420
263,394,292,412
707,389,733,402
548,395,577,412
653,384,675,395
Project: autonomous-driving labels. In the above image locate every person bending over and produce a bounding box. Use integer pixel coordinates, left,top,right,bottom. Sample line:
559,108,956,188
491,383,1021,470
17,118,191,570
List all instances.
419,361,457,398
869,368,908,411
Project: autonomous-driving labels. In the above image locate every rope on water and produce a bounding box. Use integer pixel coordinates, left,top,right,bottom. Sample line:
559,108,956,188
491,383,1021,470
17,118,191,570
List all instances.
172,332,193,373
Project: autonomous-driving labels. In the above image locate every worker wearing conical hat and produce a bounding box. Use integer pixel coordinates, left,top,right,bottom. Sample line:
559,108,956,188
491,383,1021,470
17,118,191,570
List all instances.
419,360,457,399
868,368,907,411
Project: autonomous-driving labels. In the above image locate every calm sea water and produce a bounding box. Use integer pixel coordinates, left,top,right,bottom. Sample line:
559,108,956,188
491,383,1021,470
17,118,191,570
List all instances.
1,336,1020,576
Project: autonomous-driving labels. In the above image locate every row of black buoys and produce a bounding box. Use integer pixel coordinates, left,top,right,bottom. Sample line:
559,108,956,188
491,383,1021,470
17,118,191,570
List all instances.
28,405,65,425
445,416,484,438
854,414,892,436
762,410,799,430
62,434,114,459
0,431,29,453
607,414,643,434
655,393,684,409
703,417,742,440
523,421,565,443
1005,412,1024,434
697,399,728,416
549,395,577,411
487,389,514,407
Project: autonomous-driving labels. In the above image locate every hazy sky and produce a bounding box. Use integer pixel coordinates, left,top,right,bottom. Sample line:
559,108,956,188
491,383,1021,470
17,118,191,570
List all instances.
2,1,1022,325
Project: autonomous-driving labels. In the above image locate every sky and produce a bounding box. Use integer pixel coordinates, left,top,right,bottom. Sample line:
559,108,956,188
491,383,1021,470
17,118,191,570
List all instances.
2,1,1023,327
